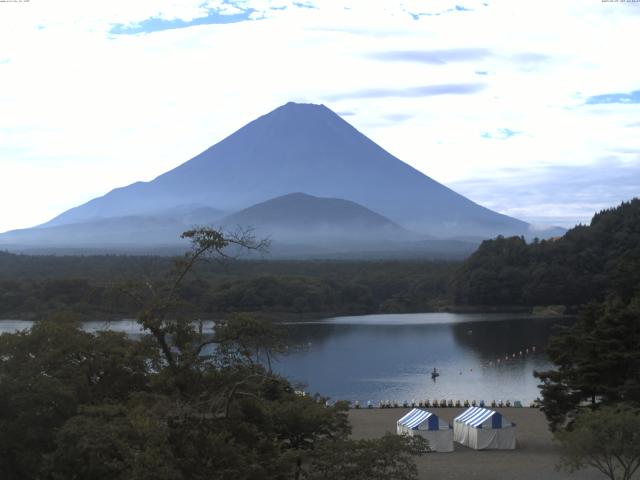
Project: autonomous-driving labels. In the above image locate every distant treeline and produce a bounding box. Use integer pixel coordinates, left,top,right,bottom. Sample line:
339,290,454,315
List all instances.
451,199,640,307
0,254,456,319
3,199,639,319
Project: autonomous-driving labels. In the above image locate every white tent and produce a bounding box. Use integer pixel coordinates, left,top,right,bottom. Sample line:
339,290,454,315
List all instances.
396,408,454,452
453,407,516,450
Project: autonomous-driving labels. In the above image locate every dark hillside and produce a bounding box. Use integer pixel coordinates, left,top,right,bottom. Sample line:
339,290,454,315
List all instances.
0,252,457,319
451,198,640,306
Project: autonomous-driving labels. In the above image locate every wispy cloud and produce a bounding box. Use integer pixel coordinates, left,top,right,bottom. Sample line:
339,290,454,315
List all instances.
586,89,640,105
111,8,255,34
326,83,486,101
511,52,549,64
481,128,522,140
383,113,414,122
406,3,479,19
369,48,491,64
451,158,640,227
293,2,317,9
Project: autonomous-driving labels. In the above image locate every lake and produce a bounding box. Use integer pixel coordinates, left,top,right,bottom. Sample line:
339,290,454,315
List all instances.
0,313,570,404
276,313,571,405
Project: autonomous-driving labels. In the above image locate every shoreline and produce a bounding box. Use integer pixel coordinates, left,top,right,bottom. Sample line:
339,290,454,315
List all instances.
349,407,601,480
0,304,576,323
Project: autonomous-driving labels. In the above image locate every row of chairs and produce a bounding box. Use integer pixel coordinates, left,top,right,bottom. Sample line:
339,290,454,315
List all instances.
350,399,535,409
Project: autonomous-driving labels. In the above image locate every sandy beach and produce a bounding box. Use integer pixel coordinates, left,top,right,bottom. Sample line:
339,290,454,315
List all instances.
349,408,603,480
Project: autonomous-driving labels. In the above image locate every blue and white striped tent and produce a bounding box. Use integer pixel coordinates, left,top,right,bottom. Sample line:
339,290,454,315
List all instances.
453,407,516,450
397,409,453,452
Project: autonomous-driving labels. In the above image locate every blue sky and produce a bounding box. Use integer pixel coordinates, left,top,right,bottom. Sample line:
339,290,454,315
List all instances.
0,0,639,232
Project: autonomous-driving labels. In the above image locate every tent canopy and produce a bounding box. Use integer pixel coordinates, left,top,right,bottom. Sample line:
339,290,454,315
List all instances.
397,408,449,431
397,409,454,452
454,407,514,429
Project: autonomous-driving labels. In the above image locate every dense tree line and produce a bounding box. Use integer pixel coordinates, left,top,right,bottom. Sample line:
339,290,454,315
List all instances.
3,199,638,318
0,255,456,319
0,252,455,284
451,199,640,307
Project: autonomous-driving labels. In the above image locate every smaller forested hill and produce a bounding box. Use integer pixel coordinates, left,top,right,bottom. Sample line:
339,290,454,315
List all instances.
451,199,640,307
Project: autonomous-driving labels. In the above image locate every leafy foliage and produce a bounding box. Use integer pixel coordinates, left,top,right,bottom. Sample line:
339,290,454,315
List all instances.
0,316,151,479
305,434,428,480
556,405,640,480
0,228,425,480
452,199,640,306
535,296,640,430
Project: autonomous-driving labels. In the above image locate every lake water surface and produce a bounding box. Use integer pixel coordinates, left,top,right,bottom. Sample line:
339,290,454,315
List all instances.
276,313,571,405
0,313,570,404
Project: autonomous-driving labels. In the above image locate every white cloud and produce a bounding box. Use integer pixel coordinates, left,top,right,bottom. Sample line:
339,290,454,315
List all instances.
0,0,639,232
450,156,640,227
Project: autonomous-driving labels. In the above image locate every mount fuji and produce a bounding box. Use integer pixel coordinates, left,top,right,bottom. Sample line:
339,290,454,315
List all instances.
0,102,558,256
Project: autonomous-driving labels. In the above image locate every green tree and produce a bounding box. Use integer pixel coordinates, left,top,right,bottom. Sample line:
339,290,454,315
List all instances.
451,199,640,308
0,315,150,480
0,228,428,480
305,434,428,480
556,405,640,480
535,296,640,430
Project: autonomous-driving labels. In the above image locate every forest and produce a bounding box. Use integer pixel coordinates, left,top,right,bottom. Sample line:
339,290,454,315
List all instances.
450,199,640,308
2,199,639,320
0,253,456,320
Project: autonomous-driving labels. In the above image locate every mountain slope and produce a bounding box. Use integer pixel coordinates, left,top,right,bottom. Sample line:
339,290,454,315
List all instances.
41,102,529,238
451,198,640,306
216,193,480,258
220,192,407,239
0,206,223,248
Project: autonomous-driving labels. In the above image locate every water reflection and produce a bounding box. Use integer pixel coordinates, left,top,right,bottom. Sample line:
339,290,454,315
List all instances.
0,319,215,337
0,313,571,404
277,314,573,404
